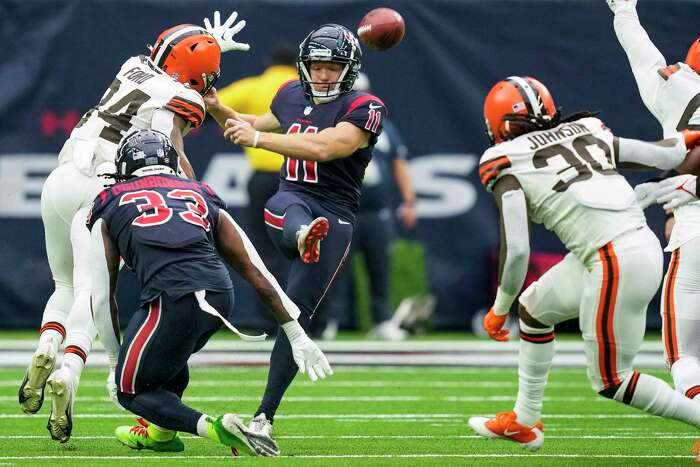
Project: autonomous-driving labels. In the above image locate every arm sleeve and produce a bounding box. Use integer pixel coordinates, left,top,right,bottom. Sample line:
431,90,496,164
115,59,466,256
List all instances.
493,188,530,315
613,6,667,120
340,95,387,140
89,219,120,366
616,135,686,170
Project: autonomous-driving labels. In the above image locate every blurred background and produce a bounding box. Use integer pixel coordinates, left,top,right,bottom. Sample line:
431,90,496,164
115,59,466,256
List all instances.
0,0,692,336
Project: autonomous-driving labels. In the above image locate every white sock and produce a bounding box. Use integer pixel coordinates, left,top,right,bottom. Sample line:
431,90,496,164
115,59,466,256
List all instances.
61,353,85,385
671,357,700,400
197,414,211,438
513,321,555,426
621,372,700,427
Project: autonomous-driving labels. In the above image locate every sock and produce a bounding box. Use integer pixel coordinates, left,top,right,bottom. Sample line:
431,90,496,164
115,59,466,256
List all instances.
197,414,211,438
147,423,176,441
618,372,700,427
282,204,313,251
62,346,87,385
513,321,555,426
38,321,66,354
256,311,312,421
670,357,700,400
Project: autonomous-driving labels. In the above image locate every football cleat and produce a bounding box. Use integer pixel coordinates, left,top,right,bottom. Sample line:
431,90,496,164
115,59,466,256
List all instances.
45,369,75,443
297,217,329,264
115,418,184,452
468,411,544,451
209,414,279,457
249,413,273,438
19,342,56,414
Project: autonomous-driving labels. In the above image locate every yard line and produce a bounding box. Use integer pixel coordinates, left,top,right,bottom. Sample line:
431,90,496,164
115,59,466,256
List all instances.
0,454,693,460
0,412,661,419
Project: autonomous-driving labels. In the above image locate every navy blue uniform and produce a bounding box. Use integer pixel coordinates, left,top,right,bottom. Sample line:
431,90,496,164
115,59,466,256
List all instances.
87,174,234,434
256,81,387,420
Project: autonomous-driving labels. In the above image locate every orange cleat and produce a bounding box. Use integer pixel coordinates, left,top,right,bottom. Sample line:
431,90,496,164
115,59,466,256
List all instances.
483,308,509,341
468,411,544,451
691,439,700,463
297,217,329,264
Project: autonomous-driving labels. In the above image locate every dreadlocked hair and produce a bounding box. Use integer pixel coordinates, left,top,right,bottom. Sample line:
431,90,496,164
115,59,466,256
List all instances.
501,109,600,140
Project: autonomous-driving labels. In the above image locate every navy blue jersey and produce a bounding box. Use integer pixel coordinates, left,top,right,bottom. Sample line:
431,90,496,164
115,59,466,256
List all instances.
359,120,407,212
87,174,233,305
270,80,387,220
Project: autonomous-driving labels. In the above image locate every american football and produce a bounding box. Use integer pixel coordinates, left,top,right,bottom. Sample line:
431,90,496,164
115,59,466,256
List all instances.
357,7,405,51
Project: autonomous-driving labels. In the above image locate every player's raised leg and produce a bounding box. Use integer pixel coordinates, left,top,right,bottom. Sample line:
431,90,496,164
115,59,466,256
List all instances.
469,253,583,450
660,241,700,401
582,228,700,427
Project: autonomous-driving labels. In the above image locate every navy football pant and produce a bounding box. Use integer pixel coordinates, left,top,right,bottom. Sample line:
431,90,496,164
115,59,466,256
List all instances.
116,290,231,434
259,191,352,420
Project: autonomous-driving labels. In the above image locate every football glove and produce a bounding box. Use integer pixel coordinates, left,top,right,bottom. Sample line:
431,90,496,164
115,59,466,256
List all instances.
107,368,125,410
203,11,250,53
634,181,660,209
682,129,700,151
483,308,509,342
606,0,637,13
654,174,698,210
282,321,333,382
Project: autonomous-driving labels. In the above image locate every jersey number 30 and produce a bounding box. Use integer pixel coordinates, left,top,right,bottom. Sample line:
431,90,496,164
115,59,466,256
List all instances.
119,189,210,231
285,123,319,183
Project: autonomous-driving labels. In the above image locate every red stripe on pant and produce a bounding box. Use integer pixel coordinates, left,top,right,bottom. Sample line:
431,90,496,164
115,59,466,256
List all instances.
119,297,162,395
264,209,285,230
597,243,621,389
663,249,680,366
622,371,640,405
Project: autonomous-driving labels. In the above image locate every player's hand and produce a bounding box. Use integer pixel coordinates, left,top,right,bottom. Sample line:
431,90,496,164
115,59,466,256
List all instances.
224,118,256,146
202,87,221,111
654,174,698,210
107,368,125,410
282,320,333,382
634,182,660,209
606,0,637,13
483,308,509,342
682,129,700,151
399,202,417,230
203,11,250,53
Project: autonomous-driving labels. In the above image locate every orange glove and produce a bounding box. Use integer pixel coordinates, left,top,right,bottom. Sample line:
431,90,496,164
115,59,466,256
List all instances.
483,308,509,342
682,129,700,151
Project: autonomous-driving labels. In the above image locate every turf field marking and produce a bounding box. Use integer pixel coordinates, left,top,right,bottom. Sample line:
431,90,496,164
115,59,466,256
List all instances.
2,434,696,440
0,454,694,460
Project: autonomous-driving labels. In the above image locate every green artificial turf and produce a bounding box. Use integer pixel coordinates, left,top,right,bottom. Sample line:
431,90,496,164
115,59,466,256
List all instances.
0,366,695,466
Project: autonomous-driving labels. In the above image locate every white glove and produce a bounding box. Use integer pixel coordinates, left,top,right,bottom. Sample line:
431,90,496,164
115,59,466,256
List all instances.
607,0,637,13
107,368,125,410
654,174,698,210
282,320,333,382
203,11,250,53
634,182,660,209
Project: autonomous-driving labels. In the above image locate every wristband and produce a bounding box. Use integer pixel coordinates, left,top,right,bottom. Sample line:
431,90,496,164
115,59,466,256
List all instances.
252,131,261,148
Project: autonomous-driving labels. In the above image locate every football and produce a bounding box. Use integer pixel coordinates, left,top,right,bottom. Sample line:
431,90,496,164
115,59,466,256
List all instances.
357,7,405,51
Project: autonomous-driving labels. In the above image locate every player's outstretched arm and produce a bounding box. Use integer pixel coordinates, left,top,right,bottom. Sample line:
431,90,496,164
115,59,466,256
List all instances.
607,1,667,116
225,119,369,161
614,135,686,170
215,210,332,380
202,88,280,131
89,219,121,367
484,175,530,342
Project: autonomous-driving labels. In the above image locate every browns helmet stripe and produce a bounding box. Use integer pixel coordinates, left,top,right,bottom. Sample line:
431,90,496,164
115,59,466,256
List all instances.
153,26,211,68
507,76,543,116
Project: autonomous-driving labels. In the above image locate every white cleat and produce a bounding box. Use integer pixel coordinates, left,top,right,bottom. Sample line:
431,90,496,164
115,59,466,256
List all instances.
46,369,75,443
249,413,273,438
367,321,408,341
18,343,56,414
214,413,279,457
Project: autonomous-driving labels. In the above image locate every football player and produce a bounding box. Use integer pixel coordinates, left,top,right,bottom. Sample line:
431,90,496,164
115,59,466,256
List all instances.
204,24,386,438
607,0,700,404
19,12,248,442
467,76,700,451
88,129,330,456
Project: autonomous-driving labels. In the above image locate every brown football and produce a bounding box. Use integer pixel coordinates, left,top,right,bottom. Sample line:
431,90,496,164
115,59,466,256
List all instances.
357,8,405,51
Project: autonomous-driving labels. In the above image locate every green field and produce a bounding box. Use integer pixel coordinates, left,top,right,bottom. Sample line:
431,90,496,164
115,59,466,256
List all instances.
0,366,697,466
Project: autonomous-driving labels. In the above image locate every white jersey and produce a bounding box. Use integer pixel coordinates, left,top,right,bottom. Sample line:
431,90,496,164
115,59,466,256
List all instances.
59,55,205,175
480,117,645,264
613,6,700,251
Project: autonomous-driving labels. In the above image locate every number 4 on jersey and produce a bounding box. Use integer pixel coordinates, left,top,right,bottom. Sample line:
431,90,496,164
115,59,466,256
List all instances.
286,123,319,183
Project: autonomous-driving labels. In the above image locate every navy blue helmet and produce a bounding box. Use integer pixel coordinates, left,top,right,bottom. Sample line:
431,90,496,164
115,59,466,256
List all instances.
297,24,362,102
116,129,179,178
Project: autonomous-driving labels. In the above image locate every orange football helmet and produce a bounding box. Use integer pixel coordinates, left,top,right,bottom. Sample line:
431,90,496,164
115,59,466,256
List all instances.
150,24,221,95
484,76,557,145
686,38,700,74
